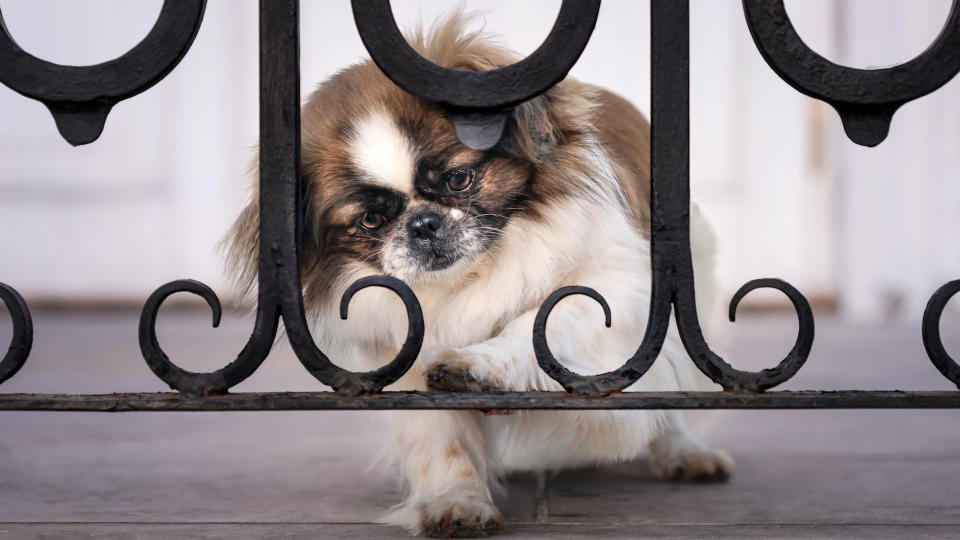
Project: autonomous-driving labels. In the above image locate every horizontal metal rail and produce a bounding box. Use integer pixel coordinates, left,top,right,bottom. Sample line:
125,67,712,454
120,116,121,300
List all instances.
2,391,958,411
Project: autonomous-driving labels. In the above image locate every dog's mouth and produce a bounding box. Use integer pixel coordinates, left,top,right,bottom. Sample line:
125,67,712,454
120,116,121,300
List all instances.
378,213,497,280
403,214,481,274
381,236,478,281
408,240,463,273
420,252,458,272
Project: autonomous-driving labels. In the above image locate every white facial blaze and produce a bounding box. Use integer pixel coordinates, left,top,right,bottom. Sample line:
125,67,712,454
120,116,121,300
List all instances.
349,110,416,194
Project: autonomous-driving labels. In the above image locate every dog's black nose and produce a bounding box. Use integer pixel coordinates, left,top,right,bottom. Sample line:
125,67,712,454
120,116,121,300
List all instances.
407,211,444,241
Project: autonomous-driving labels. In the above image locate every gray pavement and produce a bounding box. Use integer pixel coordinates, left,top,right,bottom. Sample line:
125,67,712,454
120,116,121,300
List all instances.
0,309,959,539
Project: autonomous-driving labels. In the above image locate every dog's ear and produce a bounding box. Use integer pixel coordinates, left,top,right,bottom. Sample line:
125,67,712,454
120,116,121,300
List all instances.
502,79,598,164
223,166,320,302
223,171,261,302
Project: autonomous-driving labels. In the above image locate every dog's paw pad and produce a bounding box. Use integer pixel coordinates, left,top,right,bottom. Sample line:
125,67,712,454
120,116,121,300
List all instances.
419,497,503,538
426,363,485,392
426,514,502,538
652,447,734,483
422,348,500,392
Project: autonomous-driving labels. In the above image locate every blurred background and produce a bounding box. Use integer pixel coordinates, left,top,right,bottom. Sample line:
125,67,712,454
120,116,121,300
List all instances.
1,0,958,322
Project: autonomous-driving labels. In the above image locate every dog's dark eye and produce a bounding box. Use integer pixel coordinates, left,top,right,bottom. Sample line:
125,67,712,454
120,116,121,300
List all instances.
444,168,474,191
359,212,386,230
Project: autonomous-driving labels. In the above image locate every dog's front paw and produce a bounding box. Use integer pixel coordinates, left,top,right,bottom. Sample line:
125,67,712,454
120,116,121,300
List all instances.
423,348,502,392
650,445,735,482
418,495,503,538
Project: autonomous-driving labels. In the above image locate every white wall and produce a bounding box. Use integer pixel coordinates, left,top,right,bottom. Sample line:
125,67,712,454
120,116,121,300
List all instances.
0,0,957,322
826,0,960,321
0,0,256,301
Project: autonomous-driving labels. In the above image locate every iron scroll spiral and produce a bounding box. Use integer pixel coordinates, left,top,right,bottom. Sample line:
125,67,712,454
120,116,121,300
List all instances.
922,280,960,389
742,0,960,147
675,278,815,393
0,283,33,385
0,0,206,145
351,0,601,150
139,280,279,397
282,276,425,397
533,285,672,395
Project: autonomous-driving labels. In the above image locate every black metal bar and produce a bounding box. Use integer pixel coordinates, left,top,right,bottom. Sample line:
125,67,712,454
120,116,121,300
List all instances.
135,1,305,398
1,391,958,411
532,1,689,396
650,1,815,393
742,0,960,146
658,1,815,394
0,0,206,145
534,1,816,396
251,2,426,396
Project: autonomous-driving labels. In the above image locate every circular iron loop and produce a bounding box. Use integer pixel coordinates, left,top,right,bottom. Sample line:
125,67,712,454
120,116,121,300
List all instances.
680,278,814,393
0,283,33,385
352,0,600,108
139,279,277,397
0,0,206,145
742,0,960,146
922,279,960,389
285,275,424,397
351,0,599,149
533,286,666,395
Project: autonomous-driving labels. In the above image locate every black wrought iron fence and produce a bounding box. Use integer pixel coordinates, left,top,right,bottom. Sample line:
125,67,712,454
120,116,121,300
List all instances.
0,0,959,412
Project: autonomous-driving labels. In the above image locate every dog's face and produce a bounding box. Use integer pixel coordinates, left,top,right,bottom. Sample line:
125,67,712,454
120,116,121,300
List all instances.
312,104,532,283
299,62,543,285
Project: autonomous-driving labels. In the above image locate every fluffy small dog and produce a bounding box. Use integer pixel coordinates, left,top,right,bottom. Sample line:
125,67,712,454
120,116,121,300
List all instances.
228,12,732,538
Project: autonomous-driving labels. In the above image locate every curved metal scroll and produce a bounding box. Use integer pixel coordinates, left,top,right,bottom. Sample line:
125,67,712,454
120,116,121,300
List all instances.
922,280,960,389
139,280,278,398
0,283,32,385
0,0,206,145
351,0,600,150
674,278,814,393
534,285,671,395
742,0,960,147
282,276,424,397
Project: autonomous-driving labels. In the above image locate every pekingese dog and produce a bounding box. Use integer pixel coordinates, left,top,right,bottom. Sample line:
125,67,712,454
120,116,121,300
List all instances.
227,12,732,538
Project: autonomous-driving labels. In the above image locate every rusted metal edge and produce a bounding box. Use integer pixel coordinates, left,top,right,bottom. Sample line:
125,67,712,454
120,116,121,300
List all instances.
0,391,957,411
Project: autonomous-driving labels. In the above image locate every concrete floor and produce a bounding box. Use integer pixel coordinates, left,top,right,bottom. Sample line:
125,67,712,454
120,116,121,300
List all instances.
0,309,958,538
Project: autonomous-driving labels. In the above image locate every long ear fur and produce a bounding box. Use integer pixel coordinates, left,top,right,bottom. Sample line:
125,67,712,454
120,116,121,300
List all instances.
222,156,261,303
506,79,598,163
222,166,322,304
